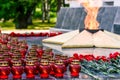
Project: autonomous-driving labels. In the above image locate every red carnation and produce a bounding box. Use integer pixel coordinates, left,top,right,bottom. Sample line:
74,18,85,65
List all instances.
79,54,84,60
84,54,95,61
73,53,79,59
101,56,108,62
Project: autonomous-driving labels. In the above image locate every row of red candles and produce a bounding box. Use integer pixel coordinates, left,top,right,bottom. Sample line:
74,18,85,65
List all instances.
0,33,80,79
0,55,81,79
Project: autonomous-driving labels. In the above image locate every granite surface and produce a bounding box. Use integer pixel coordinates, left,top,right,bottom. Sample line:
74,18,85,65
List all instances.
54,7,120,34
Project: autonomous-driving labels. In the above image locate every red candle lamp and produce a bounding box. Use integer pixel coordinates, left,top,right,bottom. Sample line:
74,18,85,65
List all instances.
26,55,32,60
11,37,18,44
21,40,28,49
3,53,11,62
19,45,27,58
7,41,11,50
36,45,44,58
61,55,69,67
25,60,37,79
48,55,53,60
11,61,24,79
22,55,32,66
0,56,4,61
48,48,54,56
69,59,81,78
39,59,50,79
28,49,37,57
41,55,49,60
31,44,38,49
0,61,10,79
32,57,39,75
55,54,62,59
0,50,4,56
9,55,20,67
54,60,66,78
49,58,55,76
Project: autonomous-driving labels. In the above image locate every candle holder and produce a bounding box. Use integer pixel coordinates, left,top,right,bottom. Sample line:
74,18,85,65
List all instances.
55,54,62,59
49,58,55,76
32,57,39,75
9,55,20,67
3,53,11,62
61,55,69,67
13,50,22,59
28,49,37,57
54,60,66,78
19,45,27,58
11,61,24,79
7,41,11,50
21,40,28,49
48,48,54,56
23,55,32,66
0,56,4,61
36,45,44,58
41,55,48,60
0,50,4,56
69,59,81,78
0,61,10,79
25,60,37,79
31,44,38,49
39,59,50,79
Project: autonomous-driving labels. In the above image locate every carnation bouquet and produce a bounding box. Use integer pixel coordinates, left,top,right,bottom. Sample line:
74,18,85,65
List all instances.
73,52,120,80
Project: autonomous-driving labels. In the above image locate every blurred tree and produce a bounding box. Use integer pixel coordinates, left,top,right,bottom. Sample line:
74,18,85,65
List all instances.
0,0,40,29
57,0,65,12
41,0,50,23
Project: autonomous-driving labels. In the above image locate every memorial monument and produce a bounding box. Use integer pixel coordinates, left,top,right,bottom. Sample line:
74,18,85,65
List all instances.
43,0,120,57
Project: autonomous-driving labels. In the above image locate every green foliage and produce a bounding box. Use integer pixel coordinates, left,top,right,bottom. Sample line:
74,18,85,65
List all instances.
0,0,40,22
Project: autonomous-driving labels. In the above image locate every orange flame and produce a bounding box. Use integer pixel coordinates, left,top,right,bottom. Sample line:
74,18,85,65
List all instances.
80,0,101,30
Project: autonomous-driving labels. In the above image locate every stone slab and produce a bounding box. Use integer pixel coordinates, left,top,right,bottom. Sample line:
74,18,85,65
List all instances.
99,7,118,32
70,8,85,30
61,8,76,29
55,7,68,28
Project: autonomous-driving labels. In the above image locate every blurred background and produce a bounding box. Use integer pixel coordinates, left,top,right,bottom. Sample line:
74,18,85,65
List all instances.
0,0,68,30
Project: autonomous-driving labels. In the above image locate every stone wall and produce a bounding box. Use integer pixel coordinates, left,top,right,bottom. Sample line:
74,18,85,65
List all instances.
53,7,120,34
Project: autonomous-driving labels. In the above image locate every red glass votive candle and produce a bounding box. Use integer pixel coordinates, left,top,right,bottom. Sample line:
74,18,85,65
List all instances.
0,56,4,61
39,59,50,79
28,49,37,57
3,53,11,65
49,58,55,76
10,55,21,67
61,55,69,67
32,57,39,75
11,61,24,79
41,55,48,60
54,60,66,78
24,55,32,66
69,59,81,78
36,45,44,58
21,40,28,49
55,54,62,59
19,46,27,58
25,61,37,79
0,61,10,79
